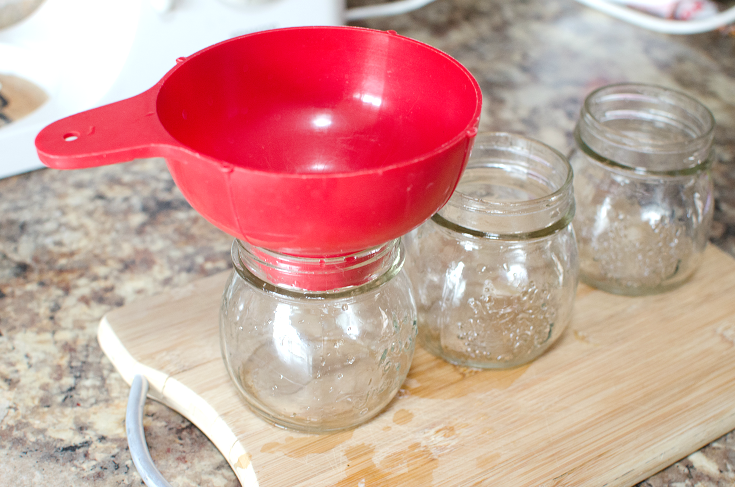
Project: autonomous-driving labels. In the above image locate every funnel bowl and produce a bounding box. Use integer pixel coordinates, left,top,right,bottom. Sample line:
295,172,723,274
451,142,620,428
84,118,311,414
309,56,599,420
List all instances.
36,26,482,255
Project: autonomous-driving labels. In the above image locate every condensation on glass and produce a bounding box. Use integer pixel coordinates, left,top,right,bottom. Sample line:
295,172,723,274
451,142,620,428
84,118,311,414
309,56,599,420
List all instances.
570,83,715,295
220,239,416,433
404,132,579,369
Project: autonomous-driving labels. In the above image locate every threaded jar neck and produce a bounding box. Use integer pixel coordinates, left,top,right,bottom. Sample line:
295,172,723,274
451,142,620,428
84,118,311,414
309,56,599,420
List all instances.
435,132,574,239
576,83,714,176
232,239,404,293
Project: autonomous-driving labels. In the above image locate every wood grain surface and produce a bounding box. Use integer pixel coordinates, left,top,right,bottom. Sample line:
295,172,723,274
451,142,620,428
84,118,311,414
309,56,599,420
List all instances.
98,245,735,487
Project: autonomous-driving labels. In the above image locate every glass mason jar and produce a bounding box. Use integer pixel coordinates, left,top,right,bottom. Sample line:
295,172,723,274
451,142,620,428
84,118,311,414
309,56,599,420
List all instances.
220,239,417,433
570,83,715,295
404,132,579,369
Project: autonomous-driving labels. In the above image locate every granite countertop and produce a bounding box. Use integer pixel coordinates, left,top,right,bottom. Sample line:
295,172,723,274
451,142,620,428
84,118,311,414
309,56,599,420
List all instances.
1,0,734,485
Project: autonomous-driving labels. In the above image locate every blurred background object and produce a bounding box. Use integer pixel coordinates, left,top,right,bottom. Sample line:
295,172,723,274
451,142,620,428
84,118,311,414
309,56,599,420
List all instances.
0,73,47,128
0,0,44,29
576,0,735,32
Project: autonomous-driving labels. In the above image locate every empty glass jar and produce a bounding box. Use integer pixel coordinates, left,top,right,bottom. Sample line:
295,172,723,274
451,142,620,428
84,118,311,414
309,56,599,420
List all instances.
220,239,417,433
404,132,579,369
570,83,715,295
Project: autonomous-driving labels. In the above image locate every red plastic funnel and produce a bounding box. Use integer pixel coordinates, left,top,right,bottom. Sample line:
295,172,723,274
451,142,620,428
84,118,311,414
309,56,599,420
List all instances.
36,27,482,256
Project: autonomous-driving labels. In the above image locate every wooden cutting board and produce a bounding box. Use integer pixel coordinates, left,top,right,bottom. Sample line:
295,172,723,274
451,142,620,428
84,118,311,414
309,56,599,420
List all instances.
98,245,735,487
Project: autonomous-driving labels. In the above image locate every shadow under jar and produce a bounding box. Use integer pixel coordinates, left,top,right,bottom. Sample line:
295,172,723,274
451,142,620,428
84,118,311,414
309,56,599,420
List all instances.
220,239,417,433
570,83,715,295
404,133,579,369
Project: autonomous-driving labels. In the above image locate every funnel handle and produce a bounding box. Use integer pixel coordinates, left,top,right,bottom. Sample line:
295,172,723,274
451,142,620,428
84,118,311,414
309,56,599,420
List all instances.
35,88,176,170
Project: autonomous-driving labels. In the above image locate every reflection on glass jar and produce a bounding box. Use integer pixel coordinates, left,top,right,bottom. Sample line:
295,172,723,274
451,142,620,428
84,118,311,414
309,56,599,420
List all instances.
570,83,715,295
404,133,579,369
220,239,416,433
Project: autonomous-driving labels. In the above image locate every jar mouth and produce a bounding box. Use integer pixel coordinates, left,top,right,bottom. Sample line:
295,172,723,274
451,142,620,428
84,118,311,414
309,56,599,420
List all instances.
437,132,575,238
233,239,404,294
448,132,573,212
579,83,714,174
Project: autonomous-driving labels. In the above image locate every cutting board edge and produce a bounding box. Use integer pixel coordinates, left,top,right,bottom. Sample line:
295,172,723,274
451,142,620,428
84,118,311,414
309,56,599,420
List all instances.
97,317,259,487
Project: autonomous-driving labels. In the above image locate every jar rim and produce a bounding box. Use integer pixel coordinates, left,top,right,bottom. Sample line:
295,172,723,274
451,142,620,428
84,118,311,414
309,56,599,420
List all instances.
578,83,715,174
445,132,573,214
574,126,714,177
233,239,405,295
436,132,575,239
431,209,575,240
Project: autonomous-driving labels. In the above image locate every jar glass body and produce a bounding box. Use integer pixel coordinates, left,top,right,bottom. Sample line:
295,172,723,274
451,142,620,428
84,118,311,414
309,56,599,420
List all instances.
220,239,417,433
405,133,579,369
570,83,715,295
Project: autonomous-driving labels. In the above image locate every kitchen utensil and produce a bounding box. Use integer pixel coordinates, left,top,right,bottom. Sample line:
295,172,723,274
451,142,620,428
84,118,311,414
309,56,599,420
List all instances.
35,26,482,256
100,244,735,486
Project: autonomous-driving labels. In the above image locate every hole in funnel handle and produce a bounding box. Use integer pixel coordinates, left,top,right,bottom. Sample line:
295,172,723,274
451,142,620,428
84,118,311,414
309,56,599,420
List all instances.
64,132,80,142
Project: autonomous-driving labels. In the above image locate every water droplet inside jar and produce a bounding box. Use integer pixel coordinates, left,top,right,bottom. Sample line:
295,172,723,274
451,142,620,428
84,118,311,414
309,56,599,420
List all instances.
342,304,349,311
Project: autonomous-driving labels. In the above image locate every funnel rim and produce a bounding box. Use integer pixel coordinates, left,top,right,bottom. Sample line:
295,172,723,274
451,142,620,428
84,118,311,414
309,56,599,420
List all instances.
155,26,483,179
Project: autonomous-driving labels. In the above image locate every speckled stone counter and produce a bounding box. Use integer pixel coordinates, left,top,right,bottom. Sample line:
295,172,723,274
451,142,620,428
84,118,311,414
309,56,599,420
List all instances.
1,0,734,485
